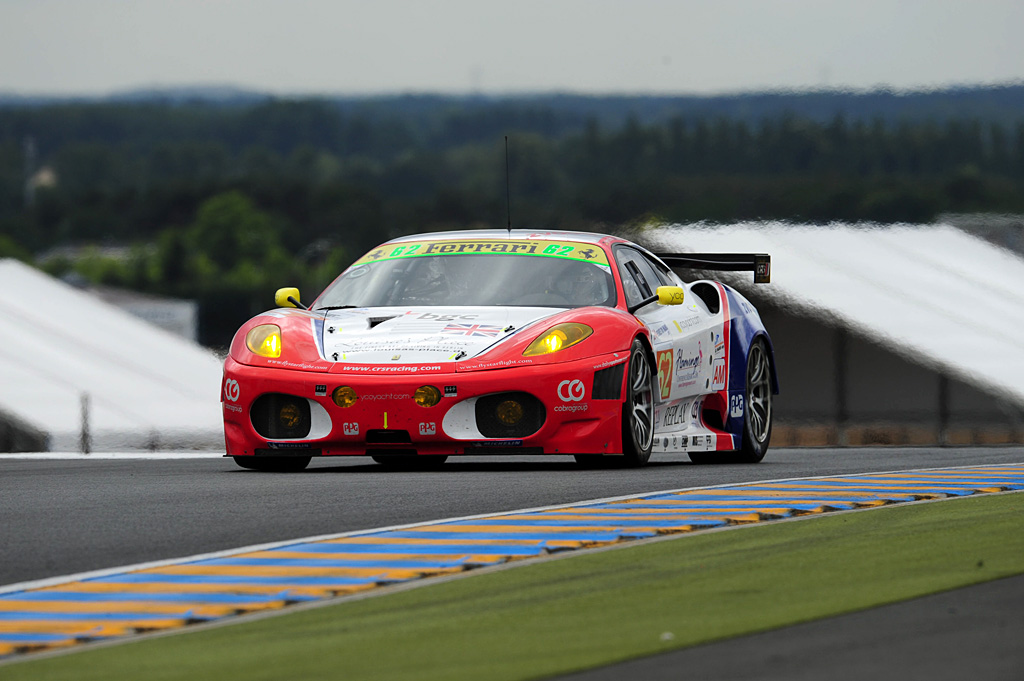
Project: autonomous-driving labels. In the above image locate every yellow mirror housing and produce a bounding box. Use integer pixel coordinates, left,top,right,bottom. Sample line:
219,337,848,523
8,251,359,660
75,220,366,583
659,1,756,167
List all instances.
275,287,301,308
656,286,685,305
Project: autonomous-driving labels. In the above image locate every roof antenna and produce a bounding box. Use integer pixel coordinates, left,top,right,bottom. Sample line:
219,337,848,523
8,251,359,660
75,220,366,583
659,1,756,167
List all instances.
504,135,512,236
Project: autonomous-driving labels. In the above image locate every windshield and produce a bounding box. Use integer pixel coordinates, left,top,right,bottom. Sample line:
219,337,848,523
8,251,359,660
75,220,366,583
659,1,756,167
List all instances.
316,250,616,309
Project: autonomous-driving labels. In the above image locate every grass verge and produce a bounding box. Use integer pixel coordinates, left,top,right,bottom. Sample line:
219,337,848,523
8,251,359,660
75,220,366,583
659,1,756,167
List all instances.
6,492,1023,681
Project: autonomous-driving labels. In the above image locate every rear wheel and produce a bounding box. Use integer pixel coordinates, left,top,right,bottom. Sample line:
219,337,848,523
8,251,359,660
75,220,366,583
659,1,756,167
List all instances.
688,338,773,465
621,339,655,466
736,339,773,462
233,456,310,472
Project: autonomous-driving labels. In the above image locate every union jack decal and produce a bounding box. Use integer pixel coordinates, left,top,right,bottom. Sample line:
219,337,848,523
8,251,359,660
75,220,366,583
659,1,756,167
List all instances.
441,323,502,337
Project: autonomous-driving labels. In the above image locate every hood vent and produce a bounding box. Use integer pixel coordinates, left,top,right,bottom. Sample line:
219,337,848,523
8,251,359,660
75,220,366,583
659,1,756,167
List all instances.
368,315,400,328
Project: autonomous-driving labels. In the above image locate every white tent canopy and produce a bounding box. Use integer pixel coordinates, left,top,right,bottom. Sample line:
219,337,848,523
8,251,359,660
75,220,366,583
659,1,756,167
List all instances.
648,223,1024,410
0,259,224,451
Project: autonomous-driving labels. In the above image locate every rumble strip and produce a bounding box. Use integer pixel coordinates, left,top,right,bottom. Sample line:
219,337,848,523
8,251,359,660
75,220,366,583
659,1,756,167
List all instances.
1,464,1023,660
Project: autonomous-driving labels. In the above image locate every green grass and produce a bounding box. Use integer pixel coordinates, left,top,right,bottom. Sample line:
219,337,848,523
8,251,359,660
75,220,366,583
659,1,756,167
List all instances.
7,492,1023,681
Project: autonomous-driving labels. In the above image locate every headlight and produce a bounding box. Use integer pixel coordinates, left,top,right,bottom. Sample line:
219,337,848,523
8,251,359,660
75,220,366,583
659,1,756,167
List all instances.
496,399,524,425
414,385,442,408
332,386,357,408
246,324,282,358
523,323,593,356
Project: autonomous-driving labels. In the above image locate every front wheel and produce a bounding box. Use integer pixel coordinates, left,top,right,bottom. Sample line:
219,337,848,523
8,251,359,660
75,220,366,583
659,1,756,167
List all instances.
620,339,655,466
233,456,310,472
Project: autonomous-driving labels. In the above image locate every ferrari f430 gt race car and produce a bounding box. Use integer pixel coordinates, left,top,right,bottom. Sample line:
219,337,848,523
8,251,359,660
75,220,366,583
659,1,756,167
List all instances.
222,230,777,471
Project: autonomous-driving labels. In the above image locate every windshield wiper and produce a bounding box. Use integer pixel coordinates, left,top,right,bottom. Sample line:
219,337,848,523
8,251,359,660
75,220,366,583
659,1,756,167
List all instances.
315,305,359,311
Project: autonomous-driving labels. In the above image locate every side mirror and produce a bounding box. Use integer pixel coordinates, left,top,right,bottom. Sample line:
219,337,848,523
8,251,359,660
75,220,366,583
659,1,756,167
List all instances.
656,286,685,306
275,287,302,308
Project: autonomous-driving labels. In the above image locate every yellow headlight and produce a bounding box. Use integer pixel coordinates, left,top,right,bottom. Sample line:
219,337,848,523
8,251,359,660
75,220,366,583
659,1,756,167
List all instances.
523,323,593,356
245,324,282,358
332,386,357,408
414,385,442,407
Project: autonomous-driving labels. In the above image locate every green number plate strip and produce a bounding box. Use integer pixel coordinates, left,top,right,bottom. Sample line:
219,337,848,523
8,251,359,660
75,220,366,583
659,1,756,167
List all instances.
352,239,610,267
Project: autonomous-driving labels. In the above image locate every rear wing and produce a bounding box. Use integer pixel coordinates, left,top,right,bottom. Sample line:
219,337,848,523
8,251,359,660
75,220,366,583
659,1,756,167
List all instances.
655,253,771,284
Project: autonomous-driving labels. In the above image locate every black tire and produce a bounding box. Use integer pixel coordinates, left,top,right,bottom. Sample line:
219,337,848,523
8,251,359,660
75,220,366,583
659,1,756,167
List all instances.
233,456,311,472
621,339,655,466
736,339,773,462
372,454,448,470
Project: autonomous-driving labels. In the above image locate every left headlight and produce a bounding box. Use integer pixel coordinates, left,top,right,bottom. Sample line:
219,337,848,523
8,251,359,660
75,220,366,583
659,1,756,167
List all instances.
523,322,593,356
246,324,282,358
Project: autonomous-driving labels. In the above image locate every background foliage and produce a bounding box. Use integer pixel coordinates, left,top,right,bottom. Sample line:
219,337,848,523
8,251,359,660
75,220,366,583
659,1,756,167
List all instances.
2,86,1023,345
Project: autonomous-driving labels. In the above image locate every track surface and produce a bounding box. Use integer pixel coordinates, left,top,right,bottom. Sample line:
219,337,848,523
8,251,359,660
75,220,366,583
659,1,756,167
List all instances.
2,446,1021,587
1,446,1022,679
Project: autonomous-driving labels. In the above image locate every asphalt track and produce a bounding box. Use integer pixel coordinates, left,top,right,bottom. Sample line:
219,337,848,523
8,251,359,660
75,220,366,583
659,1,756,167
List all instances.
1,446,1023,678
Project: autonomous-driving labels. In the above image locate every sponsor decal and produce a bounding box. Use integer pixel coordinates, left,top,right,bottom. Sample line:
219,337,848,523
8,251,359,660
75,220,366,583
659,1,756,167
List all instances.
553,403,589,413
267,442,311,450
730,394,745,419
675,343,703,379
470,440,524,447
592,354,624,371
418,422,437,436
662,402,689,428
224,378,240,402
266,359,325,371
680,435,689,447
712,361,728,386
652,323,670,340
673,316,700,332
472,358,534,370
557,379,586,402
441,323,503,337
693,435,704,447
712,331,725,358
656,350,673,399
224,403,243,414
691,400,701,419
314,384,327,396
343,422,359,436
351,239,611,267
362,393,411,401
444,385,458,397
337,365,443,373
415,312,479,322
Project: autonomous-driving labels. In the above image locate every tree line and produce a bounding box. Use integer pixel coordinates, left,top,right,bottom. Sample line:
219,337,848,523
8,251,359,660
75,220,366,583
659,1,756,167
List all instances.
1,97,1022,345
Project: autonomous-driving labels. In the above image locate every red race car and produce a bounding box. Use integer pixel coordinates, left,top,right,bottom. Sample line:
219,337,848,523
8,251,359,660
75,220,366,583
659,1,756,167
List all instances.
222,230,777,471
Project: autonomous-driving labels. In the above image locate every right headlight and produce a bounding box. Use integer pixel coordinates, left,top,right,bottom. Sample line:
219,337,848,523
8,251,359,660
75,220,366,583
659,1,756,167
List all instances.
522,323,593,356
245,324,282,358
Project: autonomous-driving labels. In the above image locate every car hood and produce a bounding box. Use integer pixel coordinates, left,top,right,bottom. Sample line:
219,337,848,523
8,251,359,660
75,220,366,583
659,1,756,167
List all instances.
319,306,564,364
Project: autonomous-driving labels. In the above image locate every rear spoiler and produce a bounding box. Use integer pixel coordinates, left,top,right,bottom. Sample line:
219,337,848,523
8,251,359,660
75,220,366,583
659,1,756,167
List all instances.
655,253,771,284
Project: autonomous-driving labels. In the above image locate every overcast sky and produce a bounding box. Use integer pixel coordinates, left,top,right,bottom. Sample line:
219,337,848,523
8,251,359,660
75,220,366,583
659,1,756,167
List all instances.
2,0,1022,96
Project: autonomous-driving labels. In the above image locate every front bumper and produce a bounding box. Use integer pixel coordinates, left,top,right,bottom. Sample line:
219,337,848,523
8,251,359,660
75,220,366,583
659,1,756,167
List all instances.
222,353,629,458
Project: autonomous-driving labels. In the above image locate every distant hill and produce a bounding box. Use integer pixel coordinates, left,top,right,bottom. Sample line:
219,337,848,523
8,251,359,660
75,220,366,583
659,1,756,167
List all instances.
2,83,1023,129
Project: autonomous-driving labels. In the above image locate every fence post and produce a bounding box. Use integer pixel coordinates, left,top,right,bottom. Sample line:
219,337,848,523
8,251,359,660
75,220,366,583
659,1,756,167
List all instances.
80,392,91,455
